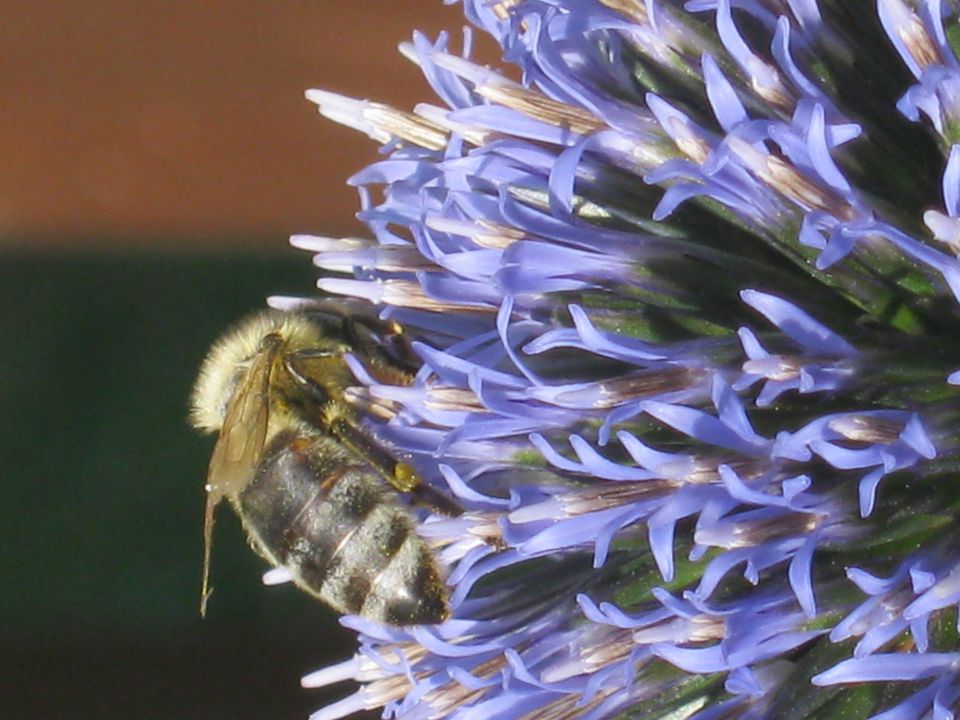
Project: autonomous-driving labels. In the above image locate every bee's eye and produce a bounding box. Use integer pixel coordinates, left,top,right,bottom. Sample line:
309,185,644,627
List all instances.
259,332,283,351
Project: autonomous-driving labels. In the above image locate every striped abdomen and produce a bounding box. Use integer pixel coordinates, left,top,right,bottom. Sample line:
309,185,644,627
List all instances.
235,431,448,625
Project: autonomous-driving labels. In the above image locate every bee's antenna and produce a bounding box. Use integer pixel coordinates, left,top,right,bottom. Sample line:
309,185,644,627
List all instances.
200,490,217,617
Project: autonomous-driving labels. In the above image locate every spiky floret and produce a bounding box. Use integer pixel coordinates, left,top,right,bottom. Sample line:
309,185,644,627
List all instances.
257,0,960,718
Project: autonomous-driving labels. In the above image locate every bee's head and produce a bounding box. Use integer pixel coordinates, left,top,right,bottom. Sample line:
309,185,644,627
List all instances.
189,310,326,433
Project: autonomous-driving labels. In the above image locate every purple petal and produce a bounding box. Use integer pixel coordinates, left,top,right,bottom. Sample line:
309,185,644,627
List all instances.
788,532,818,617
702,54,748,132
805,104,852,193
813,653,960,684
741,289,857,356
944,144,960,216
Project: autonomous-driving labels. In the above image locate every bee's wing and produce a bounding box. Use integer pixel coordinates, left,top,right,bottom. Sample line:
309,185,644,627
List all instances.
206,346,275,497
201,344,276,615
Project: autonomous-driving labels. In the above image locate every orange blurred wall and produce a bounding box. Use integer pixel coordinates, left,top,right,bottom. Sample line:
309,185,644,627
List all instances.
0,0,464,248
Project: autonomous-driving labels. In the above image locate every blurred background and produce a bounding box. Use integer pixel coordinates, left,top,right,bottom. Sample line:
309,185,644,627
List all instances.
1,2,465,717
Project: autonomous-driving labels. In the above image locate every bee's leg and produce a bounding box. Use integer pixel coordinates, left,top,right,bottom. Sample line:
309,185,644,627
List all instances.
287,351,461,516
283,351,339,407
324,403,462,517
339,315,420,379
337,314,364,351
393,462,463,517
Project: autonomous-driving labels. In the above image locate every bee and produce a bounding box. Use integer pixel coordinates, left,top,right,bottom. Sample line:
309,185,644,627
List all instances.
190,307,453,626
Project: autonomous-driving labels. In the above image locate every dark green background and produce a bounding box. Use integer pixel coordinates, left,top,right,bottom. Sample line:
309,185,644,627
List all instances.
1,249,366,719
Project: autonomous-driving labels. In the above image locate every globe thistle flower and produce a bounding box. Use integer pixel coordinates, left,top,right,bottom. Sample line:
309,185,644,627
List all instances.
268,0,960,718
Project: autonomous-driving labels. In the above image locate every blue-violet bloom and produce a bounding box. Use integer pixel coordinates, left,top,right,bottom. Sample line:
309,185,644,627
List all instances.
268,0,960,718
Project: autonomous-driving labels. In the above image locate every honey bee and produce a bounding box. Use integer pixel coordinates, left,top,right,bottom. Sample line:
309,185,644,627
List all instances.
190,307,452,626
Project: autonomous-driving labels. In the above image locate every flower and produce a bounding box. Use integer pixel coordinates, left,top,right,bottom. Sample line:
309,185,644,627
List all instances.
270,0,960,718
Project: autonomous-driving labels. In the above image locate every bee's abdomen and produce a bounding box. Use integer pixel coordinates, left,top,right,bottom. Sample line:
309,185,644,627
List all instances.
237,433,448,626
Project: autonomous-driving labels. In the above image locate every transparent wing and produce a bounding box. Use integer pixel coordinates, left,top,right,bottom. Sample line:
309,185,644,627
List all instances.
201,343,276,615
206,345,275,499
